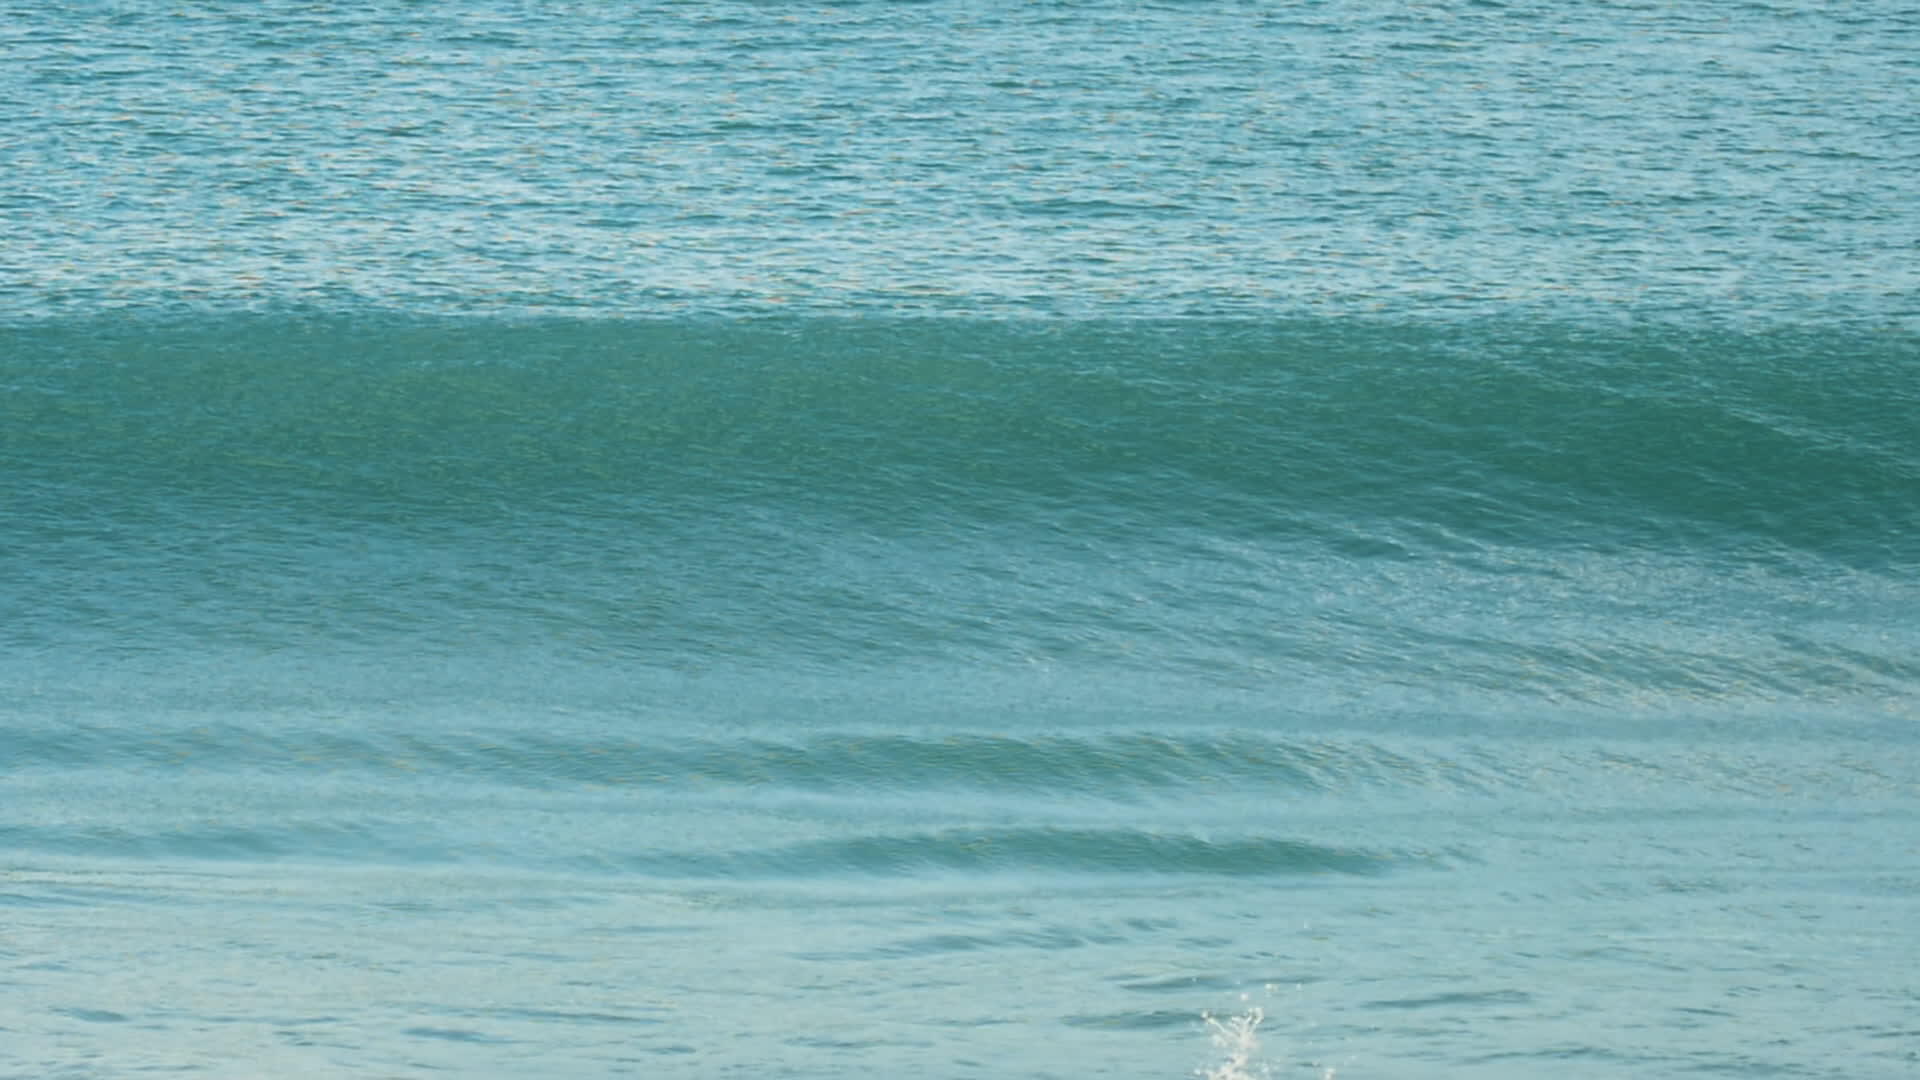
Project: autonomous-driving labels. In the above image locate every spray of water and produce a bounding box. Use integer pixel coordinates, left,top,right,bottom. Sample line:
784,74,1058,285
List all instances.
1195,992,1336,1080
1195,1005,1267,1080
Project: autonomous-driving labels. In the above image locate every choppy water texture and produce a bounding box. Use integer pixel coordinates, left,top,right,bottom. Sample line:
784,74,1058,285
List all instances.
4,3,1919,1079
7,0,1919,321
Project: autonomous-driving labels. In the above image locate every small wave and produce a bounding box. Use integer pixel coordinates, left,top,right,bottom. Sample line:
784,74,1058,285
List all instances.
608,827,1412,880
7,721,1915,806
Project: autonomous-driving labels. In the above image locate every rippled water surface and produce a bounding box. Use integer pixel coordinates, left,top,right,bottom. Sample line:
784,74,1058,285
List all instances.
8,0,1918,320
4,2,1918,1078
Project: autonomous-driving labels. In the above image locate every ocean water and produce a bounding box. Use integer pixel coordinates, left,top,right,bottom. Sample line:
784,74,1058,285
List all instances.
3,3,1918,1078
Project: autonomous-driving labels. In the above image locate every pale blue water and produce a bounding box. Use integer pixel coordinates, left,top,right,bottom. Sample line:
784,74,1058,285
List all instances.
3,3,1918,1078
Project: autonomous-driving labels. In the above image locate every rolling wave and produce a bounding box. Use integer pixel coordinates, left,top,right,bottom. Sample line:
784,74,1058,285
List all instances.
7,313,1915,562
3,312,1915,716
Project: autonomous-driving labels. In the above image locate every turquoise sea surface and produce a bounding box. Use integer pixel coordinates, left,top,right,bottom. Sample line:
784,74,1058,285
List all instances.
4,3,1918,1077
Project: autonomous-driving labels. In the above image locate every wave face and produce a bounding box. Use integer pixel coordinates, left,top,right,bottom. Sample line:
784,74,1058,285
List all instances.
5,314,1916,725
7,313,1916,1080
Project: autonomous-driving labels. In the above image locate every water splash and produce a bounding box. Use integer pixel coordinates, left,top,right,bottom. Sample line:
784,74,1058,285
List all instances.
1196,1005,1268,1080
1196,994,1336,1080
